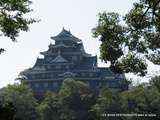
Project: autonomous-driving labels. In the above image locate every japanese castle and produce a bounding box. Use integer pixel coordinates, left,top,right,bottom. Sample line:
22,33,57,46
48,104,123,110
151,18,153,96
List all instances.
20,28,128,95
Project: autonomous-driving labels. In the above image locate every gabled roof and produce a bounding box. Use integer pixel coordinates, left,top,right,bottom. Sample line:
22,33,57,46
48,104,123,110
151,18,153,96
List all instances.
50,54,68,63
53,42,71,48
34,58,45,65
50,28,81,42
56,28,71,38
58,71,77,77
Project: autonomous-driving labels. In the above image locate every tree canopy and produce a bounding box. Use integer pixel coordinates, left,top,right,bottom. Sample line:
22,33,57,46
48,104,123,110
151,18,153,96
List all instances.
0,83,39,120
0,77,160,119
92,0,160,76
0,0,36,54
0,102,16,120
39,79,96,120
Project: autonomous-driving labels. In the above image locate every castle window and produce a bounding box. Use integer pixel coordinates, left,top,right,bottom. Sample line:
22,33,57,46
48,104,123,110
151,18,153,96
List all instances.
109,82,117,88
47,65,51,69
31,75,35,79
35,83,39,88
72,56,78,61
50,73,54,78
53,82,58,88
44,83,48,88
80,56,83,60
89,73,93,77
42,74,45,78
55,65,61,69
65,65,69,69
81,73,86,77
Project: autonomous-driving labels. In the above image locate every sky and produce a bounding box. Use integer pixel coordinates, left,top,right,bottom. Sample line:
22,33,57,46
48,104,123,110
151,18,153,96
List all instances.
0,0,159,88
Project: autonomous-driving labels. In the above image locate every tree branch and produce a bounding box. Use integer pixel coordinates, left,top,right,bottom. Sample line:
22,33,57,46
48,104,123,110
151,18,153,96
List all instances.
152,0,160,17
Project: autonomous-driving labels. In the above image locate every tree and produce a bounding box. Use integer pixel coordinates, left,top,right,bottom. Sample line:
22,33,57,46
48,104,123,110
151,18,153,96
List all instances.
0,83,39,120
0,102,16,120
39,79,96,120
58,79,96,120
150,75,160,92
91,87,122,120
38,92,63,120
120,83,160,120
0,0,36,54
92,0,160,76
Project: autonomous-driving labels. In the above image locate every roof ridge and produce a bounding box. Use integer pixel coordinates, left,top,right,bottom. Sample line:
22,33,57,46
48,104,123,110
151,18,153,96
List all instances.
50,54,68,63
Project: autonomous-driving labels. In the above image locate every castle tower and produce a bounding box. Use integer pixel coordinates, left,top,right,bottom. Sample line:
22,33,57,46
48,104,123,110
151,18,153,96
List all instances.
20,28,128,95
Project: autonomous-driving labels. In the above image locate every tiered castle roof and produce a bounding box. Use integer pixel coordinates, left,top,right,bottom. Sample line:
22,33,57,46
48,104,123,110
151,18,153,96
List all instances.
20,28,129,95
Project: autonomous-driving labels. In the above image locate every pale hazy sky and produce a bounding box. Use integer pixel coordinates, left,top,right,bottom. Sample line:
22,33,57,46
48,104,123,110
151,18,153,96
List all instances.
0,0,159,88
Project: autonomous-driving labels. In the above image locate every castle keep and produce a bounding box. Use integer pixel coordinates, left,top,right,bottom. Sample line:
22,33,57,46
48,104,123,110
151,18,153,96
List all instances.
20,28,128,95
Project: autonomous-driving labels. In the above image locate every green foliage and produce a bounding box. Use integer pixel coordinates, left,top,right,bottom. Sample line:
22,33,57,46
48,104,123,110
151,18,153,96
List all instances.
92,12,126,64
91,87,122,120
91,78,160,120
0,83,39,120
0,0,36,54
150,75,160,92
0,77,160,120
146,52,160,65
120,83,160,120
0,0,36,41
59,79,92,107
39,79,96,120
92,0,160,76
59,79,96,120
38,92,63,120
125,0,160,51
112,54,147,76
0,102,16,120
